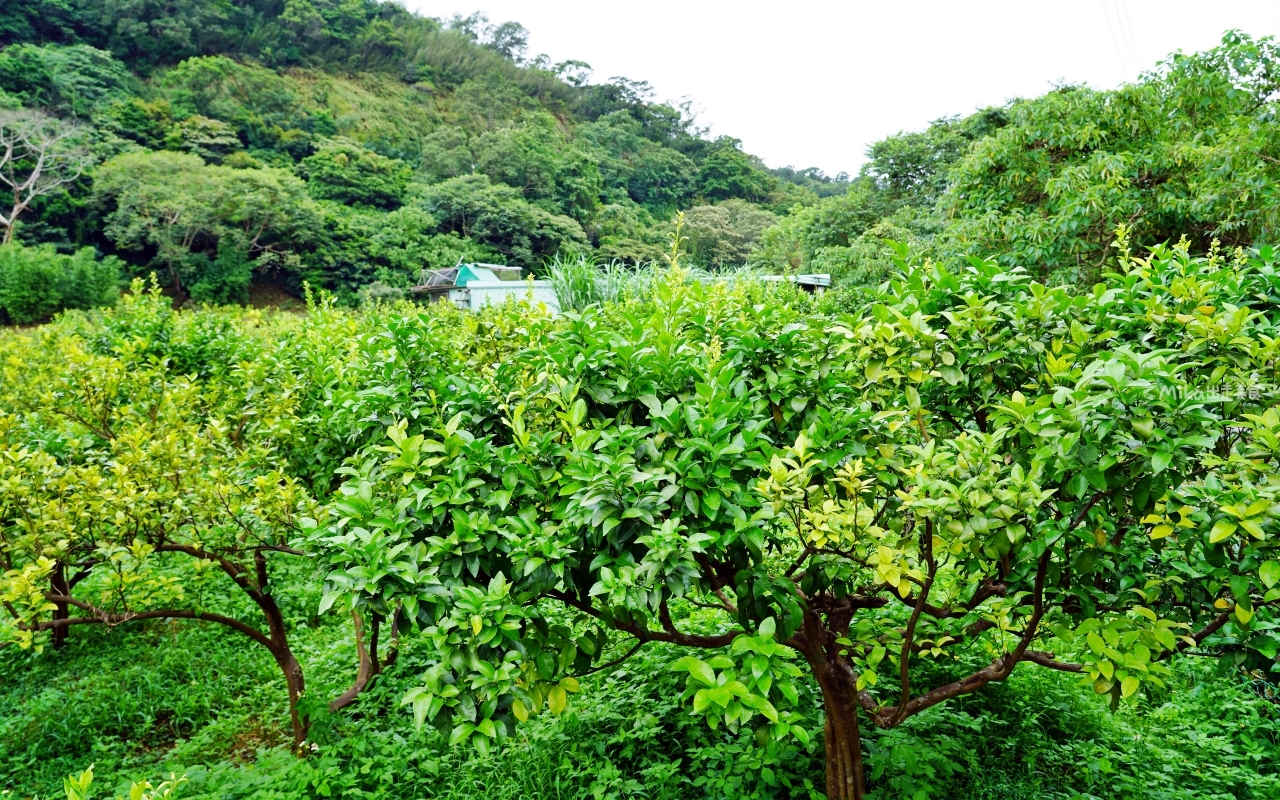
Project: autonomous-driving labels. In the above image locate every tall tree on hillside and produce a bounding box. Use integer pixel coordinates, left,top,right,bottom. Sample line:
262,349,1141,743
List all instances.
0,109,91,244
94,150,320,296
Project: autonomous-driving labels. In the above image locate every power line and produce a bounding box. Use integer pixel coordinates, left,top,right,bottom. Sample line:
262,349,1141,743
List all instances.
1100,0,1132,78
1115,0,1144,75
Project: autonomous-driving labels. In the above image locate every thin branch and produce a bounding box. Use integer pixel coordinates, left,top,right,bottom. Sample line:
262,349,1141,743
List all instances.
31,604,275,652
1023,650,1083,672
712,587,738,613
572,639,646,678
893,571,933,724
785,545,814,578
871,548,1054,726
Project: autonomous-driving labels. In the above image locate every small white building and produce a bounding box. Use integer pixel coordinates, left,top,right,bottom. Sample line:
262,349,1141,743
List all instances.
411,263,560,314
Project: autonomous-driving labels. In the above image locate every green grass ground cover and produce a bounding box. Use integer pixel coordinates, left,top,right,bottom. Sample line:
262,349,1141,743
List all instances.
3,615,1276,800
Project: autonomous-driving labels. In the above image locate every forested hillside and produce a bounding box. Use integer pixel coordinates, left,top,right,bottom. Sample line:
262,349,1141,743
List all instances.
0,0,846,311
2,1,1279,319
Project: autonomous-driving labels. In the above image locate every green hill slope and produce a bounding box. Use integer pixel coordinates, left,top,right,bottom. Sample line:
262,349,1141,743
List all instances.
1,2,1278,316
0,1,840,308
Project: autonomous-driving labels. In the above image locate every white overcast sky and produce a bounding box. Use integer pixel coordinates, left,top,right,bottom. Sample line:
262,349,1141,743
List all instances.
403,1,1280,177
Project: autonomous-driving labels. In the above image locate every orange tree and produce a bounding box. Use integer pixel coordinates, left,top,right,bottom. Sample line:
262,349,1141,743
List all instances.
310,242,1280,799
0,286,324,747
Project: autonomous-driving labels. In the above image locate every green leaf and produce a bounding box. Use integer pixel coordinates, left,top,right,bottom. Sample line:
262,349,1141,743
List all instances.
672,656,716,686
1131,643,1151,664
692,688,711,714
904,385,921,410
1259,561,1280,590
317,590,342,614
511,698,529,722
1151,451,1172,474
1086,631,1107,656
1209,520,1237,543
547,685,568,715
705,685,735,707
1230,575,1251,604
535,652,556,681
449,722,475,746
1120,676,1140,698
1067,473,1089,499
1236,603,1254,624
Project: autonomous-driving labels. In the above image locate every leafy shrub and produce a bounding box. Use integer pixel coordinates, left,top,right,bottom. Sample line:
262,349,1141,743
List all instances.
299,138,412,209
184,242,251,306
416,174,587,270
0,242,118,323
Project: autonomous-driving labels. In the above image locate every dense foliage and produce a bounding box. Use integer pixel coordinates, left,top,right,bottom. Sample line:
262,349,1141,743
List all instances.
2,241,1279,798
306,238,1280,798
0,0,832,314
0,242,118,323
755,32,1280,286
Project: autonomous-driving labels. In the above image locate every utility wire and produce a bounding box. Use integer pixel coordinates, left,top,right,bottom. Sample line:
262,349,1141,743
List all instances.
1100,0,1132,78
1115,0,1144,76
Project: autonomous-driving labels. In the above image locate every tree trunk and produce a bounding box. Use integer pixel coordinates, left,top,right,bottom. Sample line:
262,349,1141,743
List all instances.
330,610,376,712
813,657,867,800
254,578,309,749
49,563,69,649
274,645,309,749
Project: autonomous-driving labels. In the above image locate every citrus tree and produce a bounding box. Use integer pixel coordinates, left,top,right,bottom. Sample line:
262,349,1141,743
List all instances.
313,241,1280,798
0,286,319,747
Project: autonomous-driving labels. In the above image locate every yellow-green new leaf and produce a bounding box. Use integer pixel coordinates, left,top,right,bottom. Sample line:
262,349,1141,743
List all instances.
1209,521,1237,543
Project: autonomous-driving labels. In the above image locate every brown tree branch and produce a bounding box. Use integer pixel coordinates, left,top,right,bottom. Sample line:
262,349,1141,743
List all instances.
1023,650,1083,672
330,610,374,712
32,601,276,652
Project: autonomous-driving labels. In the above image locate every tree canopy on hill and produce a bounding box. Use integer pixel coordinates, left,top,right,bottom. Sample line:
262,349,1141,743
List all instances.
756,31,1280,286
0,0,827,310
